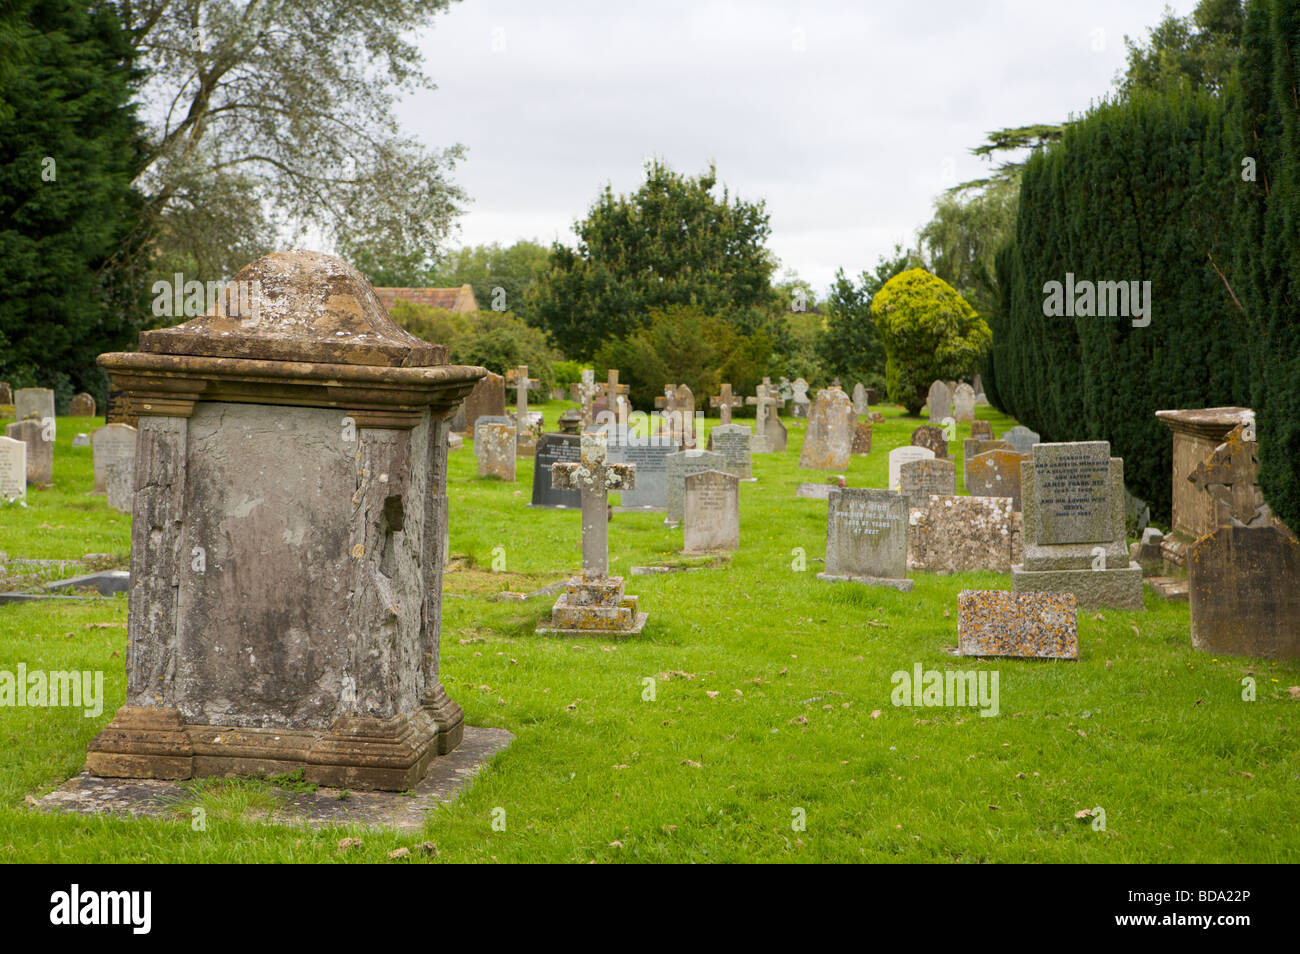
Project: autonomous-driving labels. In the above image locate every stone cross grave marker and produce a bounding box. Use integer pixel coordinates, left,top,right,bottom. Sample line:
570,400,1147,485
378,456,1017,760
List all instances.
665,448,724,525
530,433,582,509
683,470,740,553
508,364,540,416
747,381,786,453
476,415,517,480
888,446,935,492
709,382,744,425
790,378,810,418
799,388,853,469
596,369,630,422
570,369,599,427
4,419,52,485
818,488,913,591
0,435,26,500
92,423,136,494
707,423,752,480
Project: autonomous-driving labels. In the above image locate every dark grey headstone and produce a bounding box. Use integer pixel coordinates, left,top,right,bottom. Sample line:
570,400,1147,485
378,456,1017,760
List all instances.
530,433,582,508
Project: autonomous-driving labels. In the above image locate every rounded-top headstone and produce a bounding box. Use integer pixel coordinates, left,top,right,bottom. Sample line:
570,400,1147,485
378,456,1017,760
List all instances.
138,249,445,367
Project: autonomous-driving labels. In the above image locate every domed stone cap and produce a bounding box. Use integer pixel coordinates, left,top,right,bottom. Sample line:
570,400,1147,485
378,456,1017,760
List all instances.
139,250,445,367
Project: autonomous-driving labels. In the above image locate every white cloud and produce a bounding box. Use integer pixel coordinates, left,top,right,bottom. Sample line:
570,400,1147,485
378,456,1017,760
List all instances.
401,0,1197,294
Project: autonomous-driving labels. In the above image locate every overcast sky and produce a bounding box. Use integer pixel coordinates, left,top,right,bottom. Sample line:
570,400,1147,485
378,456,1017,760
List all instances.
401,0,1197,295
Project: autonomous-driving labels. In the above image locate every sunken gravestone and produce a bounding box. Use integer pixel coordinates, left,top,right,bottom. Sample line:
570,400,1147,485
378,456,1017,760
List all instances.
475,416,517,481
530,433,582,509
683,469,740,553
957,591,1078,659
1011,441,1143,609
665,449,724,526
898,457,956,509
92,423,136,493
1185,424,1300,658
538,432,646,636
4,420,52,486
888,446,934,492
965,448,1024,511
818,488,912,591
707,423,753,480
84,249,486,790
909,496,1020,574
0,435,25,500
608,429,677,510
799,388,853,470
911,425,948,459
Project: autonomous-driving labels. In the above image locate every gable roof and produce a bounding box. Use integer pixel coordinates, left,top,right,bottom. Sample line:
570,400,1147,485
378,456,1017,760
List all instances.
374,284,479,314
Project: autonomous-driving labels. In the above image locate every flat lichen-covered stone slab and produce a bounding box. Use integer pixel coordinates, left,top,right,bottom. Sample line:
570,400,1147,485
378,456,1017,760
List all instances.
958,590,1078,659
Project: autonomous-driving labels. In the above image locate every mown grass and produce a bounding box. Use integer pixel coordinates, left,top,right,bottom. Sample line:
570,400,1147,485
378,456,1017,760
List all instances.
0,400,1297,863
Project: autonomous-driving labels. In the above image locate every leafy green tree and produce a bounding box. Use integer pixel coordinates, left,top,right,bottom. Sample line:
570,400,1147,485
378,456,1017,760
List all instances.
530,160,780,358
430,240,550,319
916,177,1018,322
593,305,778,411
817,246,914,389
0,0,146,402
870,269,990,415
1118,0,1244,97
109,0,467,288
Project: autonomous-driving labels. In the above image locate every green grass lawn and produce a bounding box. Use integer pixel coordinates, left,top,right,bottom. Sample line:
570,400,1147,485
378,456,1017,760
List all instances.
1,401,1297,863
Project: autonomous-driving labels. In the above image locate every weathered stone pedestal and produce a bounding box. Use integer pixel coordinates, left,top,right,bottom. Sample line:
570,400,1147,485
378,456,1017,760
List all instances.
1011,442,1144,610
85,250,485,790
536,575,647,637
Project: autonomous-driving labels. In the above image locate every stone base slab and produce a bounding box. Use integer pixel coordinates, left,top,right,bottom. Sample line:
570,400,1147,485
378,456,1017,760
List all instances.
1011,561,1144,610
536,611,649,637
817,572,914,592
86,699,464,792
1146,577,1190,602
42,726,513,831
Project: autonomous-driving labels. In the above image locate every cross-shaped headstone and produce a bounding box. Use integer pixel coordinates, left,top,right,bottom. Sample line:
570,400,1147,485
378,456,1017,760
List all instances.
746,381,785,436
1189,424,1268,526
710,383,743,425
551,432,636,580
569,369,599,427
596,369,630,421
507,364,540,416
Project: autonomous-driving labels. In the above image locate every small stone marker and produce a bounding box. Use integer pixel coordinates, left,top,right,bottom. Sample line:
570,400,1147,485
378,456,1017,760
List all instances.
963,437,1015,461
953,383,975,422
909,496,1020,574
475,415,517,480
707,423,753,480
665,449,724,525
790,378,810,418
92,423,136,494
540,431,646,637
852,382,869,414
709,383,744,425
4,419,52,485
957,591,1078,659
72,433,89,447
683,470,739,553
818,488,912,591
608,429,677,510
796,482,836,500
965,448,1024,510
530,433,582,508
911,424,948,459
69,392,97,417
0,435,26,500
0,382,11,405
887,446,935,492
851,421,872,455
799,388,853,469
1001,425,1040,454
1011,441,1142,609
14,387,55,426
927,380,951,422
970,420,993,440
898,457,956,508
